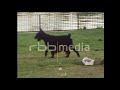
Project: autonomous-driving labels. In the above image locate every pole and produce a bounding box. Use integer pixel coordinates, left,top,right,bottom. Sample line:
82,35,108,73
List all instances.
77,13,79,30
39,15,41,31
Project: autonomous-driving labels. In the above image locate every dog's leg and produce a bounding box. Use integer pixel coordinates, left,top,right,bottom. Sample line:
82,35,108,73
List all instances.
50,51,55,58
65,50,70,57
73,48,80,57
45,49,48,57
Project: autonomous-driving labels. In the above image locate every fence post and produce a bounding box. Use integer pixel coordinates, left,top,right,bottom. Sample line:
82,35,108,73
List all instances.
39,15,41,30
77,13,79,30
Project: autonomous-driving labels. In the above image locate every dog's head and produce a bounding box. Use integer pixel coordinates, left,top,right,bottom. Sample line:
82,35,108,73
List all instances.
34,29,44,41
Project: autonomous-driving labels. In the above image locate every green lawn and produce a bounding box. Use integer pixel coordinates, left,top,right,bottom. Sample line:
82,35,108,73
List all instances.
17,29,104,78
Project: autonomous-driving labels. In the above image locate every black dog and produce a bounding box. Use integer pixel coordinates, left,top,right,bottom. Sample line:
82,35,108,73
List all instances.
35,28,80,58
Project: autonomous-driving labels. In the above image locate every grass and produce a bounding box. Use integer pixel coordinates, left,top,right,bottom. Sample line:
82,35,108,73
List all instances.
17,29,104,78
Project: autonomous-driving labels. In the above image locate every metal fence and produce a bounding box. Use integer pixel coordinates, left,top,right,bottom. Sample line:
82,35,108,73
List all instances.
17,12,104,32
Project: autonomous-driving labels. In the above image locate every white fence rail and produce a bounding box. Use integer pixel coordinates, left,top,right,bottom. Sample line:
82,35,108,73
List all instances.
17,12,104,32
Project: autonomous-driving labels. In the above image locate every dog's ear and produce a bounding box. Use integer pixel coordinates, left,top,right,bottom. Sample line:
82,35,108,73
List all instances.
40,28,42,31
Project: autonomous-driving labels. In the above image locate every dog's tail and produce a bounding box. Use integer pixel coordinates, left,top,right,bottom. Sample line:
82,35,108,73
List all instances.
68,33,71,37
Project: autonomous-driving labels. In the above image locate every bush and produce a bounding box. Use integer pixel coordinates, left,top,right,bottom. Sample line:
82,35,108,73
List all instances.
83,27,86,29
96,27,103,29
98,39,102,41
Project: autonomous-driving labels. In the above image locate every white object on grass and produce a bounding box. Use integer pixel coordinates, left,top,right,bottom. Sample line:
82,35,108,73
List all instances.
58,68,62,70
82,57,94,65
